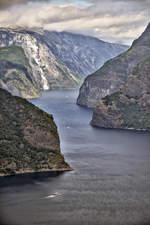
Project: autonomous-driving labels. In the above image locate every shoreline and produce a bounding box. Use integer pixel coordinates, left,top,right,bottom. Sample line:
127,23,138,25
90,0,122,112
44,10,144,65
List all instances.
0,167,74,178
90,123,150,133
0,168,74,187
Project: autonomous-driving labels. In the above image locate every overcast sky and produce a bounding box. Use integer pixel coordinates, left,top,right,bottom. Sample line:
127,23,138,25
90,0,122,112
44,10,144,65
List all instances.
0,0,149,45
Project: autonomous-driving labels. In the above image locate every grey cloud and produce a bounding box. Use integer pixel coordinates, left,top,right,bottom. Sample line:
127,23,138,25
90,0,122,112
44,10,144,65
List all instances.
0,0,149,45
0,0,54,9
0,0,27,9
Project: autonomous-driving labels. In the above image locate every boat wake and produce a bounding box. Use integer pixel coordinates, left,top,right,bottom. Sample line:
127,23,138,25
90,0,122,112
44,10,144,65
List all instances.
44,192,61,199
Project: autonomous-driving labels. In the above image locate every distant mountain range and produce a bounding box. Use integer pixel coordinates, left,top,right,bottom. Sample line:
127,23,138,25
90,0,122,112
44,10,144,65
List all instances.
41,30,129,78
0,28,128,98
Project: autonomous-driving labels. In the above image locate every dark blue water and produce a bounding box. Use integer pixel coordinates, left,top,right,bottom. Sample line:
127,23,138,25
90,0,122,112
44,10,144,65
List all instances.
0,90,150,225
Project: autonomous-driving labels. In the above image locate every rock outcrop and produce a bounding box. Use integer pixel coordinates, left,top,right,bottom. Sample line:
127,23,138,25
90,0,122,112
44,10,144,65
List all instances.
77,23,150,108
0,88,71,176
91,56,150,131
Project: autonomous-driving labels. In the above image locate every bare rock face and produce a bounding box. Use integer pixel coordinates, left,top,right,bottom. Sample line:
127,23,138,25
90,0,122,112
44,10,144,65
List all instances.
0,28,80,97
91,56,150,131
0,88,71,176
77,23,150,108
42,31,128,78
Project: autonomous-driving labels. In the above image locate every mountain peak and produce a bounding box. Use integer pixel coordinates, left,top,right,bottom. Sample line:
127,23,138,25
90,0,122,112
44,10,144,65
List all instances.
146,22,150,30
141,22,150,35
77,23,150,108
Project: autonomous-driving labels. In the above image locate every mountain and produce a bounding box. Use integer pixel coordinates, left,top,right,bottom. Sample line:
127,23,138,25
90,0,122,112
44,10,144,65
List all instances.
0,28,80,98
0,88,71,176
0,45,40,98
77,23,150,108
42,30,129,78
0,28,128,98
91,56,150,131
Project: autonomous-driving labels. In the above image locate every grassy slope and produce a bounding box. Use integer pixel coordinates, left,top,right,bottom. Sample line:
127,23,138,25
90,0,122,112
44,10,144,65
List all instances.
0,46,40,98
0,46,29,66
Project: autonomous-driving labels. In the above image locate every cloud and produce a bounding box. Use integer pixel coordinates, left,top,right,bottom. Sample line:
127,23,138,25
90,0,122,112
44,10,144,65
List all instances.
0,0,28,9
0,0,149,45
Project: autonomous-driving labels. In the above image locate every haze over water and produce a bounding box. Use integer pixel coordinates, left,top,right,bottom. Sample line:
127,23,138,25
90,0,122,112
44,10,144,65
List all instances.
0,90,150,225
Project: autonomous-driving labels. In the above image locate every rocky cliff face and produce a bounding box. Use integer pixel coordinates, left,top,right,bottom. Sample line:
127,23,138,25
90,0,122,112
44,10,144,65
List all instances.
0,88,71,176
0,28,80,97
0,46,40,98
42,31,128,78
77,23,150,108
91,56,150,131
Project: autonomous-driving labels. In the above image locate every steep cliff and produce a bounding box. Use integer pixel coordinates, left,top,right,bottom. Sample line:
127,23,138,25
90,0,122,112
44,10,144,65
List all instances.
77,23,150,108
0,28,128,98
0,28,80,96
42,31,128,78
0,46,40,98
0,88,71,176
91,57,150,131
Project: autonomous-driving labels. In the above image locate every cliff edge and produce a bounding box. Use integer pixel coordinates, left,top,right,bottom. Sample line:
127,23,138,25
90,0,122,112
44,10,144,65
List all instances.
91,57,150,131
0,88,71,176
77,23,150,108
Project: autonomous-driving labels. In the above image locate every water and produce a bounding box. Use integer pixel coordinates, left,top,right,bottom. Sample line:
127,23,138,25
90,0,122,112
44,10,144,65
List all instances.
0,90,150,225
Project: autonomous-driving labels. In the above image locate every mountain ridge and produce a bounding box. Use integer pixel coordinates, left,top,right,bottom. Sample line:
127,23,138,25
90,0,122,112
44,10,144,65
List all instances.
77,23,150,108
0,27,128,98
42,29,128,78
0,27,80,98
